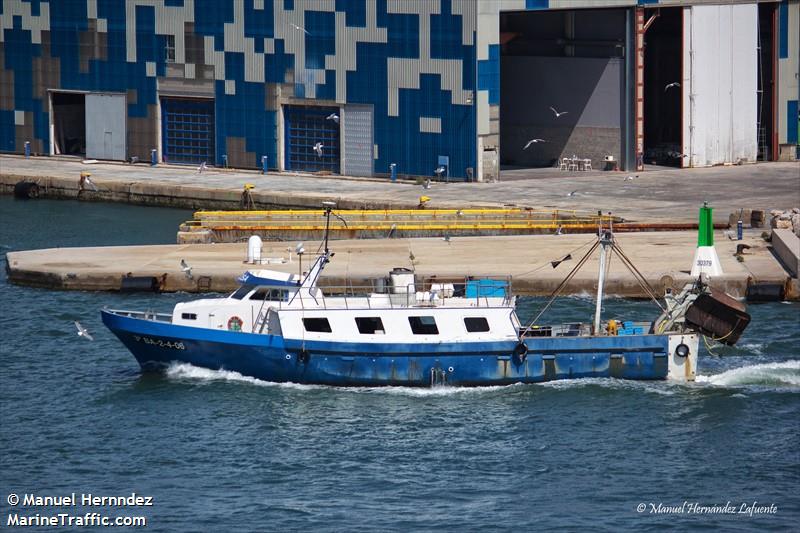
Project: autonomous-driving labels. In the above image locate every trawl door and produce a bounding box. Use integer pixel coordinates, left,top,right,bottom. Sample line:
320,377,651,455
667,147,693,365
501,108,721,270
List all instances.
343,105,373,177
85,93,126,161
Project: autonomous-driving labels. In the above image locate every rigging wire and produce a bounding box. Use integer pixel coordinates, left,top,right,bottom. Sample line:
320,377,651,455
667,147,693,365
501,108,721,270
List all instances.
521,239,601,334
513,237,597,278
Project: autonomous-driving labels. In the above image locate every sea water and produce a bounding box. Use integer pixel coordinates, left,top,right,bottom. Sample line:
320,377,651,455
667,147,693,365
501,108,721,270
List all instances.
1,196,798,531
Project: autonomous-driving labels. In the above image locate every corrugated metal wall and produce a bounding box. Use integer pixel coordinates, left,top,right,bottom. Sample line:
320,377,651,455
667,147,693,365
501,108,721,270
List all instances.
777,0,799,153
682,3,759,166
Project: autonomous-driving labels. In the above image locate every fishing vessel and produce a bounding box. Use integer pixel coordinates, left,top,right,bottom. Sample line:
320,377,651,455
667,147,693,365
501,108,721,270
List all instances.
102,203,750,386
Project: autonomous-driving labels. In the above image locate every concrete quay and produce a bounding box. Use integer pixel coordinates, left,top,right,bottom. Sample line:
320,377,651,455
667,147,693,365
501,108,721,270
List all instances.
2,155,798,223
6,231,796,299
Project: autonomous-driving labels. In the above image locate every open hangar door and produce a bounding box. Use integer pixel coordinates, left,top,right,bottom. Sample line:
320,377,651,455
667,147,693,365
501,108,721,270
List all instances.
50,92,85,156
499,7,634,171
642,8,682,167
682,4,759,167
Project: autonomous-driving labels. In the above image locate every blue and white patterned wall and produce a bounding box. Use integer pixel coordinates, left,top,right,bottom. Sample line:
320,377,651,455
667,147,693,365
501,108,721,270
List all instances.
0,0,478,178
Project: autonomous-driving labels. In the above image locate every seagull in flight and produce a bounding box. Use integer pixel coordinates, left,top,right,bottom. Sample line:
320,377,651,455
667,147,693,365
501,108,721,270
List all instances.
664,82,680,92
197,161,207,173
523,139,546,150
434,165,446,177
549,106,568,118
180,259,193,279
313,142,324,157
290,23,310,35
326,112,339,124
74,321,94,341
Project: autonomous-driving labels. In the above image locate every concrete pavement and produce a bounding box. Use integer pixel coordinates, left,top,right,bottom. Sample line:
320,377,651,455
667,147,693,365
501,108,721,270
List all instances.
2,155,798,223
6,230,794,298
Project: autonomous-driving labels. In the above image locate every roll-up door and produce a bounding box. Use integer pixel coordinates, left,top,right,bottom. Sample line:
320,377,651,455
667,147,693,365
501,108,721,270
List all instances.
284,105,340,173
85,93,126,161
161,97,215,165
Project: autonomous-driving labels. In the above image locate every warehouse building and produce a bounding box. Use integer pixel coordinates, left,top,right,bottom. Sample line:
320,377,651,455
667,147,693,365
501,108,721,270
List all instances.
1,0,797,181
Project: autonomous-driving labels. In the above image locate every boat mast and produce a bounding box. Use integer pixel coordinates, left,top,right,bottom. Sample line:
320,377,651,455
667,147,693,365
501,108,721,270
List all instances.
593,229,613,335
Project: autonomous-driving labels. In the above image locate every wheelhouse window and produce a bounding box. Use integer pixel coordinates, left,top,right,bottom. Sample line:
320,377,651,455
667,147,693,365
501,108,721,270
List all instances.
181,313,197,320
356,317,385,334
250,288,288,301
303,317,332,333
231,285,254,300
409,316,438,335
464,317,490,333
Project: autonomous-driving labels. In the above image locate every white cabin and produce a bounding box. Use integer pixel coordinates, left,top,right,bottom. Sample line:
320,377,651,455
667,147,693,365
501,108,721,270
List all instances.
171,256,519,345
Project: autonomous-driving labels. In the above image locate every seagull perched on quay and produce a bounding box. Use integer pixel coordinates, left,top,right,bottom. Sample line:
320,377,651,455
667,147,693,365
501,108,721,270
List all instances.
313,142,324,157
567,190,578,197
664,82,680,92
549,106,568,118
80,174,98,191
290,23,310,35
326,112,339,124
523,139,546,150
180,259,193,279
74,321,94,341
197,161,207,173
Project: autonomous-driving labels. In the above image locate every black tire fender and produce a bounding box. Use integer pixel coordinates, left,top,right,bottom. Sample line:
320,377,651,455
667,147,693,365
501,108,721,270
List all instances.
513,342,528,364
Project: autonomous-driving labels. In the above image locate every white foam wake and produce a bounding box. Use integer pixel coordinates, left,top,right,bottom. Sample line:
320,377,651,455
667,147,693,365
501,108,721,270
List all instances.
165,363,321,391
165,363,518,396
696,360,800,388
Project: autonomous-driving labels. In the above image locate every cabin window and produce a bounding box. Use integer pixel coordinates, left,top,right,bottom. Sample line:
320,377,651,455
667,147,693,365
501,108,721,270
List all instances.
464,317,490,333
356,317,385,334
303,317,332,333
250,288,288,301
181,313,197,320
231,285,254,300
409,316,438,335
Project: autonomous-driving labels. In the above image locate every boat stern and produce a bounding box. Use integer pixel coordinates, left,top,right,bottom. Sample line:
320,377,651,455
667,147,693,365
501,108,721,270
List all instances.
667,333,699,381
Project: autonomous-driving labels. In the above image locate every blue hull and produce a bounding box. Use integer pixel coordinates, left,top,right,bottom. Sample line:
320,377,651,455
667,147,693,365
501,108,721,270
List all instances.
102,310,671,386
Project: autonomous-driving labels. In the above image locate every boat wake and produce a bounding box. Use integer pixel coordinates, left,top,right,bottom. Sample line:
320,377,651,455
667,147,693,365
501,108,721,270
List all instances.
165,363,323,391
164,361,800,395
696,360,800,389
537,377,677,396
164,363,519,396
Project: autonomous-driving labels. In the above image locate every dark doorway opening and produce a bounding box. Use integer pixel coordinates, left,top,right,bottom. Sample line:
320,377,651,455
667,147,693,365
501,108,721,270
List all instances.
51,92,85,156
499,8,628,171
757,2,777,161
643,8,682,167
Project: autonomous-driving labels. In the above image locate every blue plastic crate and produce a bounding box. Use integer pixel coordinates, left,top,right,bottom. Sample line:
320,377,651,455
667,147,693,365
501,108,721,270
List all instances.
466,279,507,298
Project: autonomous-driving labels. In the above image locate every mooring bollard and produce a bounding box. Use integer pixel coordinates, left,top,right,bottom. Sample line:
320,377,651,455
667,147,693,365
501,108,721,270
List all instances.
261,155,268,174
150,148,157,166
390,163,397,183
24,141,30,159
